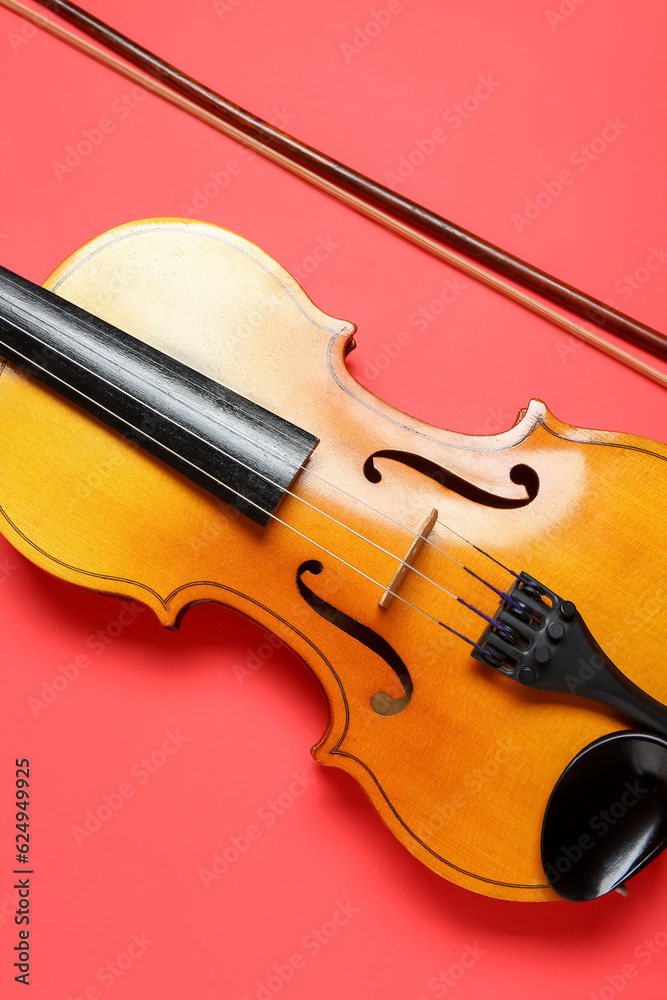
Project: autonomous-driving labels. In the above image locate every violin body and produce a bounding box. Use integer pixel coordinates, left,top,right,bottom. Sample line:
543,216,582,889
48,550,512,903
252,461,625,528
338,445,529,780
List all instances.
2,217,667,901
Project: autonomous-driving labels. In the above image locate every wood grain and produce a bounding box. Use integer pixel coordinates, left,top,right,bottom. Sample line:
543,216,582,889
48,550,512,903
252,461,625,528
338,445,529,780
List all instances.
1,218,666,900
2,0,667,387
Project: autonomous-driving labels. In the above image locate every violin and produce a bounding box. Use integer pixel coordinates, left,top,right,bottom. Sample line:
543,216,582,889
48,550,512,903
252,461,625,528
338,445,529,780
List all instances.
3,216,667,903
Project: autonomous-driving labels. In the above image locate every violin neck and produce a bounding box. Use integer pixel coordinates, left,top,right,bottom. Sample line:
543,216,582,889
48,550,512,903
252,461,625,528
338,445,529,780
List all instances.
0,265,317,524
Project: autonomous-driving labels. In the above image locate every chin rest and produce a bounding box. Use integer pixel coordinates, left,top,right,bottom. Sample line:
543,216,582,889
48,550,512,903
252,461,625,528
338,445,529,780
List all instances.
541,731,667,901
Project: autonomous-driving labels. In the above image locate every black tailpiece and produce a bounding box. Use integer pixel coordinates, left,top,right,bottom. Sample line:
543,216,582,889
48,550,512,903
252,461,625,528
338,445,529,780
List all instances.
472,572,667,735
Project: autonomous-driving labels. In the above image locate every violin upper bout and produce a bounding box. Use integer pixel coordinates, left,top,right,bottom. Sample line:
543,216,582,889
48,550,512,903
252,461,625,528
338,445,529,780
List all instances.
43,217,354,415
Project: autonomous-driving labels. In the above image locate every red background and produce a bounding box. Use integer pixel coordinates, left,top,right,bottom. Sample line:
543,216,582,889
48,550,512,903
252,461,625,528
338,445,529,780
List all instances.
1,1,667,997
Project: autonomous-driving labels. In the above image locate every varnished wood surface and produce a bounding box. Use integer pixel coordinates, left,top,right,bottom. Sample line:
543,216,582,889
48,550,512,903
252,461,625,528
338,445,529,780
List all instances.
1,218,667,901
3,0,667,386
0,262,317,524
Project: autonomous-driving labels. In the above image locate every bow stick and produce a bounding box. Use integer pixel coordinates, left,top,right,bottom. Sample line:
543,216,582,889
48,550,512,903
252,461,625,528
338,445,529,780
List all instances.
3,0,667,390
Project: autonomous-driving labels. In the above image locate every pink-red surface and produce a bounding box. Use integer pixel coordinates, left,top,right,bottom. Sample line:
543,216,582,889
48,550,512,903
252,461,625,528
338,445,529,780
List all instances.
1,1,666,997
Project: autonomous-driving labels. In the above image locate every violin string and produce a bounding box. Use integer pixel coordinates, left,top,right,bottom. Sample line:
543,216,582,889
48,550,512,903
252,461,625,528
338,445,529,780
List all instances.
0,331,495,649
0,327,513,645
302,456,520,595
290,460,518,620
1,270,517,599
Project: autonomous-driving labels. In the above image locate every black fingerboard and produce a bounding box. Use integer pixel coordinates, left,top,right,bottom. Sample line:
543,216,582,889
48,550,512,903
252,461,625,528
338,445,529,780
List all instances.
0,264,318,525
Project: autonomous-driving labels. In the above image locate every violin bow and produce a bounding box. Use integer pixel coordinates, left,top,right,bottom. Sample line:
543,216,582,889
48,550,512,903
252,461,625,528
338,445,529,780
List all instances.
3,0,667,390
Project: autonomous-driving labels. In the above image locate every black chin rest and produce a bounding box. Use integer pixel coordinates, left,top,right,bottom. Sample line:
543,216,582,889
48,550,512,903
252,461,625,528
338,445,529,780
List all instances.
541,731,667,901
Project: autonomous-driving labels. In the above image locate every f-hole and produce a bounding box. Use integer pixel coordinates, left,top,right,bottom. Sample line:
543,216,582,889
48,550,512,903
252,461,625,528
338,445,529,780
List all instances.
296,560,413,717
363,451,539,509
